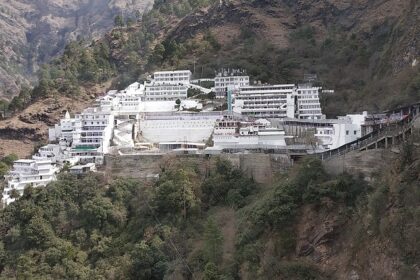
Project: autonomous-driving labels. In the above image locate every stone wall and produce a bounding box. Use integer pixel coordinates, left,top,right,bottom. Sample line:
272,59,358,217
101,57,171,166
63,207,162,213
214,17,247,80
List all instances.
104,153,292,184
322,149,396,180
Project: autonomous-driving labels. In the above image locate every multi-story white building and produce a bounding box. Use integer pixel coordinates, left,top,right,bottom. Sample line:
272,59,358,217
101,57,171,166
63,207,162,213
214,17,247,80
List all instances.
97,91,120,112
144,84,188,101
32,144,63,163
233,84,324,120
49,111,82,143
2,159,57,205
214,70,249,98
315,112,368,150
233,84,296,118
296,84,323,119
71,107,114,164
153,70,192,85
143,70,192,101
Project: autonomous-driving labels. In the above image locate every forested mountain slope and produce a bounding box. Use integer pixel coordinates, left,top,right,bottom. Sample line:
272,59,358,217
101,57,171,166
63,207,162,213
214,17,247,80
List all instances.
0,0,153,99
161,0,419,114
0,142,418,279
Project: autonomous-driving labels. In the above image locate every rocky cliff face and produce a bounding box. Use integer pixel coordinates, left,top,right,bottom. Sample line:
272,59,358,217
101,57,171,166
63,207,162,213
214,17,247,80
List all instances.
163,0,419,114
169,0,418,72
0,0,152,99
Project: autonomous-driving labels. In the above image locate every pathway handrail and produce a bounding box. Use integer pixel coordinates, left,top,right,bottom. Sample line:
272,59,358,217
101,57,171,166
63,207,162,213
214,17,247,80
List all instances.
318,110,419,161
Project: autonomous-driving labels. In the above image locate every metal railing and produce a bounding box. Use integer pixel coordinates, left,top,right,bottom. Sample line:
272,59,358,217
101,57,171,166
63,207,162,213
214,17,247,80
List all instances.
318,112,418,161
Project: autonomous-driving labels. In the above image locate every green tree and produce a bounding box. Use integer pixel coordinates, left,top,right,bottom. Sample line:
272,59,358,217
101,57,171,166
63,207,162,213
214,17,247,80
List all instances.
203,218,223,264
203,262,221,280
150,43,165,64
8,96,24,112
153,169,199,218
23,214,55,247
2,154,18,166
114,15,124,27
0,162,9,177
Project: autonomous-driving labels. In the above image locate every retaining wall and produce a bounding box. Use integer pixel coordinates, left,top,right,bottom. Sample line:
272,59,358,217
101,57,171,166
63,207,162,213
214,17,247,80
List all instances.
104,153,292,184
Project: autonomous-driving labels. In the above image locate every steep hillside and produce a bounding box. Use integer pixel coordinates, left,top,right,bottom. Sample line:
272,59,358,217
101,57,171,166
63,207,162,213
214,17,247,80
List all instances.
0,139,418,279
161,0,419,114
0,0,153,99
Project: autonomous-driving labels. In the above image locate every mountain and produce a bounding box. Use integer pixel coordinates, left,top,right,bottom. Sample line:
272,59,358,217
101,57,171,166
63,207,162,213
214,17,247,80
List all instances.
0,0,153,99
161,0,419,114
0,0,418,158
0,144,418,279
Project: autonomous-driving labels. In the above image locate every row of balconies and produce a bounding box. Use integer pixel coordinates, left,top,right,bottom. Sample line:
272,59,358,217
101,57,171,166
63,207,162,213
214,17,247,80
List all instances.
242,108,286,112
237,95,289,100
243,101,286,105
243,105,283,109
146,92,187,96
81,126,107,131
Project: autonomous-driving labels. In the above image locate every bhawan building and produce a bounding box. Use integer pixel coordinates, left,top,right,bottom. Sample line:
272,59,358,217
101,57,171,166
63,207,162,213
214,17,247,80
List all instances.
233,84,324,120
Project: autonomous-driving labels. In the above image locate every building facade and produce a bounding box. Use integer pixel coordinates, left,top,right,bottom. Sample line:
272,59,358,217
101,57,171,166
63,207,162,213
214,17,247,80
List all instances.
233,84,324,120
49,111,82,143
144,84,188,101
212,116,288,149
71,107,114,164
214,70,250,98
315,112,367,150
153,70,192,85
296,84,323,119
233,84,296,118
2,160,57,205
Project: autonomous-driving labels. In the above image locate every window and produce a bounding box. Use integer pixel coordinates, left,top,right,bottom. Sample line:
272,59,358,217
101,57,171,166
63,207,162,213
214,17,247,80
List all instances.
354,130,357,135
346,130,349,135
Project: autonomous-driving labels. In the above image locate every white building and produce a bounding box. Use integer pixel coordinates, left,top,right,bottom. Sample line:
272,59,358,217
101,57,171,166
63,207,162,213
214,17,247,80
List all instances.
315,112,368,150
153,70,192,85
69,163,96,175
214,70,249,98
2,160,57,205
233,84,324,120
95,90,121,112
211,116,288,149
142,70,192,101
233,84,296,118
144,84,188,101
295,84,323,119
71,107,114,164
49,111,81,143
32,144,63,163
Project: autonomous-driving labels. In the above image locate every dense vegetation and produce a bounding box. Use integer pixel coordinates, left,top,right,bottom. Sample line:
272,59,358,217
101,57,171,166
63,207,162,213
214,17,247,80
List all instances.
1,149,417,279
0,158,255,279
0,0,218,116
156,22,420,116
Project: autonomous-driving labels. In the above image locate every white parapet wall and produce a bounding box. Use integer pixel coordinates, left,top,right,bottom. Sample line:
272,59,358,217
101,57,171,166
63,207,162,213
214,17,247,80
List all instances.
139,113,223,143
140,117,217,143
